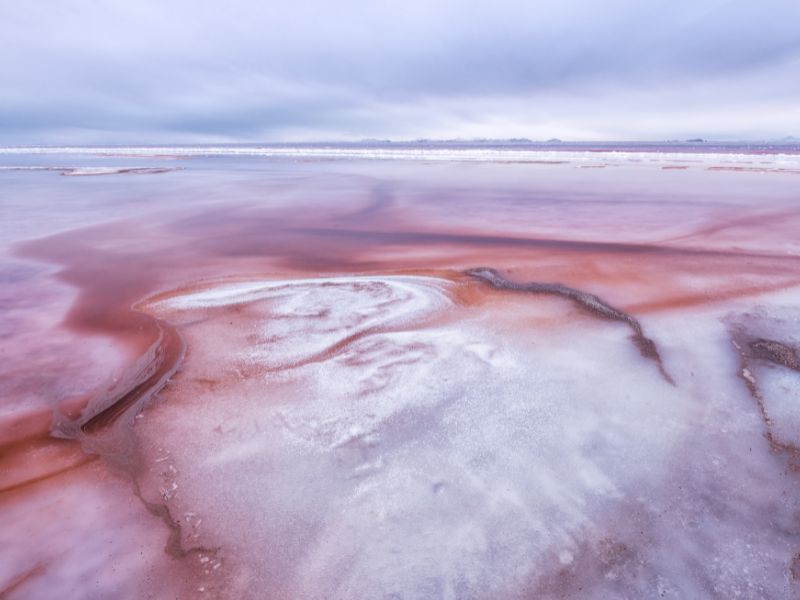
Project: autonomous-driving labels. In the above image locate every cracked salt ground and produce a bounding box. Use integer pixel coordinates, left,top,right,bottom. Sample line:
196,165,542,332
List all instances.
129,274,800,598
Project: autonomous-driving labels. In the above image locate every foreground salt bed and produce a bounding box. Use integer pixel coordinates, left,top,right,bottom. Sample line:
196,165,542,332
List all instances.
3,155,800,598
129,274,800,599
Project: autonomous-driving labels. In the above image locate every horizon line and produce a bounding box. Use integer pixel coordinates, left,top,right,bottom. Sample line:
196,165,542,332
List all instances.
1,137,799,149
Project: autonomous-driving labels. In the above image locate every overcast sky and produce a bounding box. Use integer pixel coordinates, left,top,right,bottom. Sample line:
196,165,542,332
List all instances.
1,0,798,143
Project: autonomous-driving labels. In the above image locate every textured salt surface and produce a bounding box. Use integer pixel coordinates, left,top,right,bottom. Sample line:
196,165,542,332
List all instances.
133,275,800,599
3,153,800,599
467,267,673,382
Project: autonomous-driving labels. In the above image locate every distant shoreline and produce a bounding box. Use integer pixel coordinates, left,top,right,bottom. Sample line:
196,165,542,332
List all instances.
2,141,800,160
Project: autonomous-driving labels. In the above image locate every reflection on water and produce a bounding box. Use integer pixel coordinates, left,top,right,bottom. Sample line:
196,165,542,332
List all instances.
2,148,800,598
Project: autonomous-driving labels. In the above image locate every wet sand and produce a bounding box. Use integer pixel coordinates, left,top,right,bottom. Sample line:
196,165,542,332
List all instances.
2,149,800,598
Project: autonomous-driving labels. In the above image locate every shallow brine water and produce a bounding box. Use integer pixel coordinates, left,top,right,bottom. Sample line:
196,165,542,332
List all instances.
2,145,800,599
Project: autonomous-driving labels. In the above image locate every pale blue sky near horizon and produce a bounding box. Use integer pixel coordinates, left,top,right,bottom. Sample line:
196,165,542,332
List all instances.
1,0,799,144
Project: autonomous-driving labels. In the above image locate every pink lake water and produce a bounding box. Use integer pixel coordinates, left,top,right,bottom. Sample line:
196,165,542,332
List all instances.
2,144,800,599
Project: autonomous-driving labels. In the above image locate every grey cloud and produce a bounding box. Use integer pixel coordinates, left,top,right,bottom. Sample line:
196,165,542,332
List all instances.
1,0,799,142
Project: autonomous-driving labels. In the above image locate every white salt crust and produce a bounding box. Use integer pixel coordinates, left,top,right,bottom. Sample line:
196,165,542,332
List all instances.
139,276,800,599
3,145,800,169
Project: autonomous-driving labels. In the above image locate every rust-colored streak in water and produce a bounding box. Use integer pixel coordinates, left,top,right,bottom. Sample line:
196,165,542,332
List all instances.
18,230,178,426
0,562,48,598
13,202,800,444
